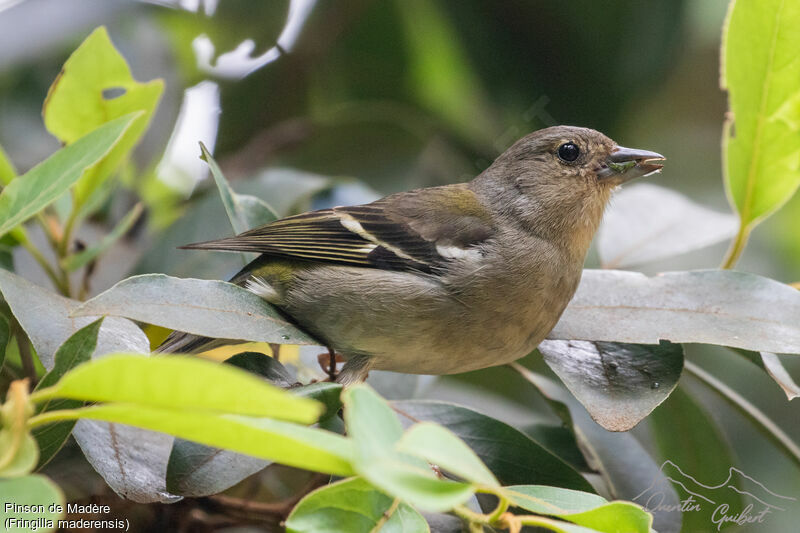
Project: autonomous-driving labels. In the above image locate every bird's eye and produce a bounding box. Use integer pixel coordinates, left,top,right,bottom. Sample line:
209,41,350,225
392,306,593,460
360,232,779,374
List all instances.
557,142,580,162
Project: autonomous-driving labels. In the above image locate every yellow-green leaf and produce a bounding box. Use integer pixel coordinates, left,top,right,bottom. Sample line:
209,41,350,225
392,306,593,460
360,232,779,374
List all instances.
0,114,137,239
722,0,800,230
31,353,322,424
43,26,163,207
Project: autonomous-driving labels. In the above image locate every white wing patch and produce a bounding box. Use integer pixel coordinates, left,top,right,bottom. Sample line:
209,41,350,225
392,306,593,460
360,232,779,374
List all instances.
245,276,280,303
435,244,482,260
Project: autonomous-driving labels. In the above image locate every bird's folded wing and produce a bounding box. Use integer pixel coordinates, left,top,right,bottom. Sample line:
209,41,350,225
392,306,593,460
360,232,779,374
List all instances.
181,185,496,272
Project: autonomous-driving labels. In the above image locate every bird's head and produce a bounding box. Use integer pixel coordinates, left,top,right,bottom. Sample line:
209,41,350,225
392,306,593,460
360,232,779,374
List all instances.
475,125,665,253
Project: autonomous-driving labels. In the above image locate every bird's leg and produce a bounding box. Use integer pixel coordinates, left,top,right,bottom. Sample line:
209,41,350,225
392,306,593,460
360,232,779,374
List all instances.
317,347,342,381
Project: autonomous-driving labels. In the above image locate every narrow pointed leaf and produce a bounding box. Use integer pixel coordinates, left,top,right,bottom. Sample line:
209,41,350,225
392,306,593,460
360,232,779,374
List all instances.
34,404,354,476
0,114,137,238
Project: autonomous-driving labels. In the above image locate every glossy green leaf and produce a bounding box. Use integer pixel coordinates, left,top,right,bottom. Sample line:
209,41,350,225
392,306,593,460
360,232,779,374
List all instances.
61,203,143,271
393,400,592,491
33,404,354,476
32,354,322,423
505,486,651,533
32,319,102,468
166,352,294,497
0,475,64,529
0,114,137,238
512,366,681,533
398,422,498,487
286,477,429,533
722,0,800,232
649,385,741,533
74,274,317,345
43,26,163,207
165,379,342,498
343,385,473,512
538,340,684,431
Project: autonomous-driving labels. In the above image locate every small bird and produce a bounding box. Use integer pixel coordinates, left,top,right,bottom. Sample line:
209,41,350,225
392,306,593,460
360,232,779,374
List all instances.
160,126,664,384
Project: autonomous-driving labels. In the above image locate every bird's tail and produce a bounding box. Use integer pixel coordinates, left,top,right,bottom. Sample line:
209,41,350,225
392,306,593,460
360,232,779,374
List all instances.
155,330,244,354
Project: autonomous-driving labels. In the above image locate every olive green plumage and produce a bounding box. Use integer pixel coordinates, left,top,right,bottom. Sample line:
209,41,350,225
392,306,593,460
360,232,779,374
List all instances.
160,126,664,384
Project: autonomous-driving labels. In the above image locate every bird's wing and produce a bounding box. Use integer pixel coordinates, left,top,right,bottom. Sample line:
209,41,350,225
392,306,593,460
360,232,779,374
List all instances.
180,184,495,272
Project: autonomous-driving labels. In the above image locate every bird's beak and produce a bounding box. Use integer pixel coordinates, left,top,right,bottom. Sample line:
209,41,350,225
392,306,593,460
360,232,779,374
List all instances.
597,145,665,184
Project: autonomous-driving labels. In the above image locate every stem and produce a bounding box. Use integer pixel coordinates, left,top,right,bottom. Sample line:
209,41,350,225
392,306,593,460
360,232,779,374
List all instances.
720,223,751,269
486,493,510,523
20,240,65,293
26,407,84,429
685,360,800,465
369,498,400,533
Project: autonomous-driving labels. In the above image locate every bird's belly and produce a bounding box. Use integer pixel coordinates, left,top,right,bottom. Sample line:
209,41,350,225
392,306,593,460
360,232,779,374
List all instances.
284,264,576,375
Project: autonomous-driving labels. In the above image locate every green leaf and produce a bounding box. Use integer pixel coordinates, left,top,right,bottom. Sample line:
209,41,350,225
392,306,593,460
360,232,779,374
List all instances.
32,319,102,468
0,314,9,370
0,143,17,186
165,380,343,498
61,203,143,271
33,404,354,477
505,486,651,533
200,142,277,236
512,366,681,533
0,433,38,477
165,352,293,497
722,0,800,231
32,354,322,424
0,114,138,239
73,273,317,345
397,422,498,487
286,477,429,533
343,385,473,512
392,400,592,491
43,26,163,207
0,475,64,529
538,341,684,431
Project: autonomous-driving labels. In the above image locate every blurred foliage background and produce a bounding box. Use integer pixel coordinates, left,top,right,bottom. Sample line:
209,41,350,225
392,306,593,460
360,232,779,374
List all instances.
0,0,798,531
